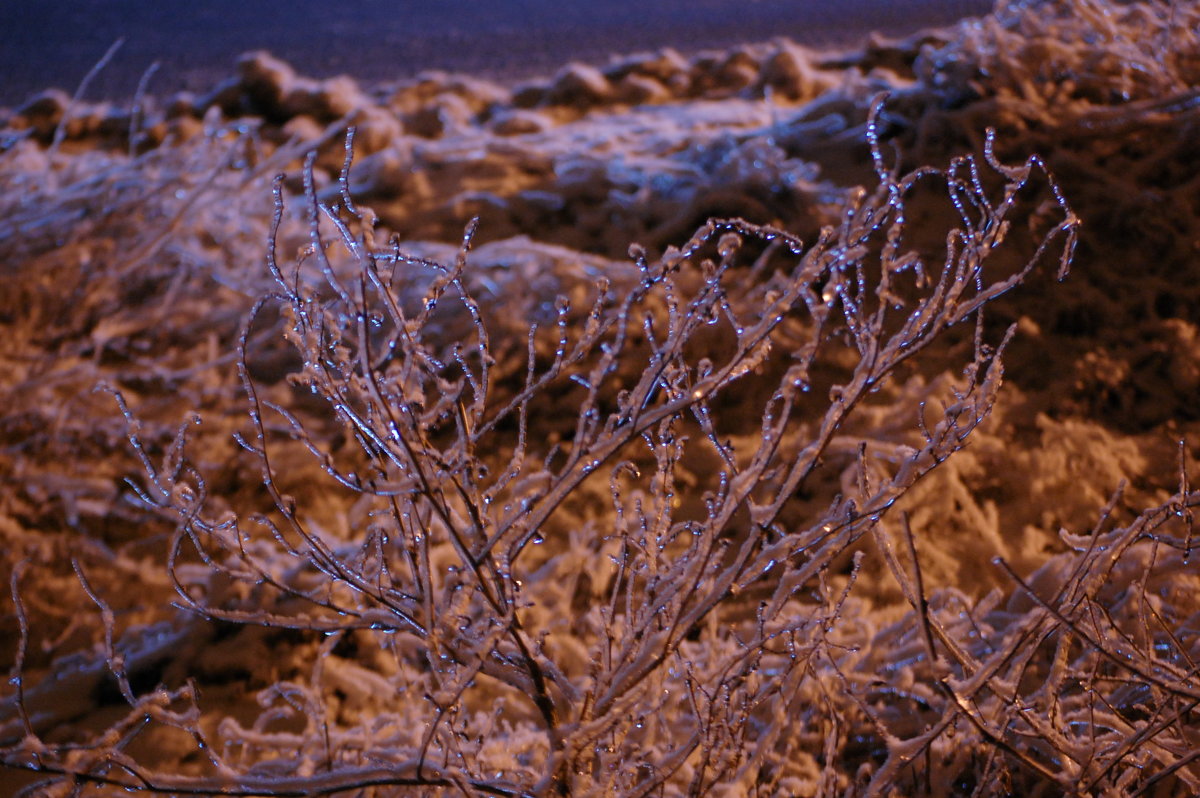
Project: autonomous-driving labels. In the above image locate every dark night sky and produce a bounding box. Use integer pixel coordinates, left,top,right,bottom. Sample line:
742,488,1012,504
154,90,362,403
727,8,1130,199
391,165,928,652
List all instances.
0,1,992,107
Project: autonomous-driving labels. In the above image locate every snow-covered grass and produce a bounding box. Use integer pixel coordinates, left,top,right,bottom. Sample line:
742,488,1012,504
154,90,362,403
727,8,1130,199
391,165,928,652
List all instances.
2,1,1199,795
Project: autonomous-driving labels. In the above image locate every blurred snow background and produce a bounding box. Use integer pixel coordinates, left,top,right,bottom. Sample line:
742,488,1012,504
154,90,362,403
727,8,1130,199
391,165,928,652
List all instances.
0,0,990,106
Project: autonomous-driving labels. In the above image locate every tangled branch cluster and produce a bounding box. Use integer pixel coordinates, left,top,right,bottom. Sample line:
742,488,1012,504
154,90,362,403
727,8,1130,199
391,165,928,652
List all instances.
19,92,1175,795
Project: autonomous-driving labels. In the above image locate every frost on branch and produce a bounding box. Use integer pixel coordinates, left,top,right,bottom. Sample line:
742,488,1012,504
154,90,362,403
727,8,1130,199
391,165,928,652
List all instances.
3,100,1081,796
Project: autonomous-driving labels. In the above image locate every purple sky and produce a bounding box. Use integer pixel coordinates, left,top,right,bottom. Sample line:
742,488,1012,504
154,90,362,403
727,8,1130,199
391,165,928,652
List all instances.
0,1,992,107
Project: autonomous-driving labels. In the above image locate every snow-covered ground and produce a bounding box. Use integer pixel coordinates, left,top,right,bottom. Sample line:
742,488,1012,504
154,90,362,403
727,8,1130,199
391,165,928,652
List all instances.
2,1,1200,794
0,0,991,106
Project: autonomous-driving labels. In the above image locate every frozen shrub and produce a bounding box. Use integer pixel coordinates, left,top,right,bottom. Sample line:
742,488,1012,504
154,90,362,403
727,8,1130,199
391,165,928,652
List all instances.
2,98,1085,795
889,0,1200,430
14,1,1200,792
